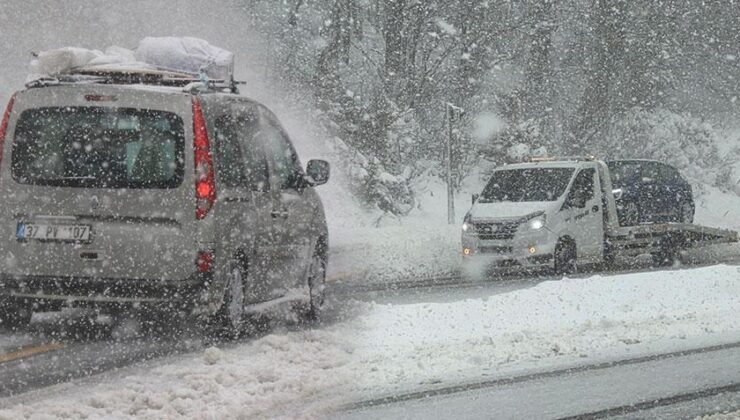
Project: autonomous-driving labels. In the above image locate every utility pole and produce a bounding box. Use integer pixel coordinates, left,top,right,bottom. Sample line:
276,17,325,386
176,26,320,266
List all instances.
445,102,464,224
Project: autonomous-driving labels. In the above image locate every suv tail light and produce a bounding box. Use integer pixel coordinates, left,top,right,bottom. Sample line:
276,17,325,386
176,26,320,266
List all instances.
192,97,216,220
0,93,17,170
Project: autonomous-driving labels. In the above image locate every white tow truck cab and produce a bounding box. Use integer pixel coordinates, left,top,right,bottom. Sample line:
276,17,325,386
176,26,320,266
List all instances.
461,157,737,275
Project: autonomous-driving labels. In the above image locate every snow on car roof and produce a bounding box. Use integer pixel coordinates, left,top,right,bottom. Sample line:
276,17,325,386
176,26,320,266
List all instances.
497,160,591,170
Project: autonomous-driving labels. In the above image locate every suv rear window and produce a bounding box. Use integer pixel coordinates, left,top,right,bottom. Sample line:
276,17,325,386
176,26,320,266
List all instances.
11,107,184,189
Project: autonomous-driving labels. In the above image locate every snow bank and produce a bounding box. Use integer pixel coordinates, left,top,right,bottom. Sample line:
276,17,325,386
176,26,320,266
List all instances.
328,175,477,285
0,327,356,419
351,264,740,395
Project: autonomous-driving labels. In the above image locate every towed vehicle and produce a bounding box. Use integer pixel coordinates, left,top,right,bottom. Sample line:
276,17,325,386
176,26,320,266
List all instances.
607,159,695,226
461,157,737,276
0,43,331,334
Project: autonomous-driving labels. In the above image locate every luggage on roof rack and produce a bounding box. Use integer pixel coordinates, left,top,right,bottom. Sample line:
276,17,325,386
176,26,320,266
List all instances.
26,37,240,93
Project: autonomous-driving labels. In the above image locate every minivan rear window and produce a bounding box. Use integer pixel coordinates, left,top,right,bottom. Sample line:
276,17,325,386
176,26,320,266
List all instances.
11,107,184,189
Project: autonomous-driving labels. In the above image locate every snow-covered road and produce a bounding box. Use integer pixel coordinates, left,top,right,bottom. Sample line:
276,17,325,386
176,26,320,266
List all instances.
1,263,739,418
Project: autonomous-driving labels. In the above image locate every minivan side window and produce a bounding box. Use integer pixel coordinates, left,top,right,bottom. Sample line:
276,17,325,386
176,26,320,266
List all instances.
214,113,270,191
214,115,248,188
566,168,595,207
235,113,270,192
260,119,304,190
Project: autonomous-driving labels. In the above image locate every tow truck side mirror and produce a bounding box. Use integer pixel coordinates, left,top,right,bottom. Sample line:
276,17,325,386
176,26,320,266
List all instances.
564,192,587,209
472,193,479,204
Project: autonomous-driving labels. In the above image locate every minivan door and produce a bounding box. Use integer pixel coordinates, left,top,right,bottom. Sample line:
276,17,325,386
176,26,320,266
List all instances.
1,92,195,284
563,168,604,261
255,110,314,296
210,101,273,304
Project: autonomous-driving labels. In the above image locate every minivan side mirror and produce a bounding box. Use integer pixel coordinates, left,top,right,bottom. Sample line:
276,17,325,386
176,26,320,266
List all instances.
472,193,479,204
306,159,330,186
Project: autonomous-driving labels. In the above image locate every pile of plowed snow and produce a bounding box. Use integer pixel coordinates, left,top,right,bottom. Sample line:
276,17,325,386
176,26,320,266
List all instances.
352,264,740,396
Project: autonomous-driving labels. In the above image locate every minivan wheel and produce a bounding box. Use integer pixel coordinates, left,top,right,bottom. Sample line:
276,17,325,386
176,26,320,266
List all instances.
209,261,246,337
0,299,33,331
303,242,327,322
554,240,577,275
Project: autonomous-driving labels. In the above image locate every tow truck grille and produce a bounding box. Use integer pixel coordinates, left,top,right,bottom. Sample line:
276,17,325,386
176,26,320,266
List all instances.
475,221,519,240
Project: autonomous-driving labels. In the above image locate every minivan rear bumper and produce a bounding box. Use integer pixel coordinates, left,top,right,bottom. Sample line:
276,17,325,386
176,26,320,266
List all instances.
0,273,210,311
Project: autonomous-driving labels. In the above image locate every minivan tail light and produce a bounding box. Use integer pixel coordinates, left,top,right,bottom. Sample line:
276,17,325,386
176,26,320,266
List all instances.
0,93,17,171
197,250,214,273
192,97,216,220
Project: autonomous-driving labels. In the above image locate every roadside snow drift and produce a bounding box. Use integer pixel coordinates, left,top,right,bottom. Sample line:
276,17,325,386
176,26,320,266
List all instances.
0,328,356,419
353,264,740,395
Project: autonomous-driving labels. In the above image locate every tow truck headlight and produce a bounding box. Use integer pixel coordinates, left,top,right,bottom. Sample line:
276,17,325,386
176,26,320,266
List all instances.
525,214,546,230
462,214,473,232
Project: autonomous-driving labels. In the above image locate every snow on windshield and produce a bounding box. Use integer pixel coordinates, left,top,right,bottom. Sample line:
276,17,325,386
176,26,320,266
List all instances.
479,168,574,202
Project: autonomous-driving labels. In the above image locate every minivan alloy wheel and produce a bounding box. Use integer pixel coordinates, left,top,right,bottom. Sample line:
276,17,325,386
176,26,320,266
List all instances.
209,261,246,337
305,247,327,321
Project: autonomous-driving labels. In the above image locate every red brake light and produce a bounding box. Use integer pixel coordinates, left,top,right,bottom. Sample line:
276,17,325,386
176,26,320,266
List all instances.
0,93,17,170
197,250,214,273
192,97,216,220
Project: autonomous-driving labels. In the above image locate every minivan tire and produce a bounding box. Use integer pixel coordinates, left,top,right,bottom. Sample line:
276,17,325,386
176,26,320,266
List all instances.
304,239,327,322
207,260,246,338
0,299,32,331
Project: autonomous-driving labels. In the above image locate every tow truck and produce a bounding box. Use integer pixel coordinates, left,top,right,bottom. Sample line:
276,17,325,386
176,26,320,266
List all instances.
461,157,738,275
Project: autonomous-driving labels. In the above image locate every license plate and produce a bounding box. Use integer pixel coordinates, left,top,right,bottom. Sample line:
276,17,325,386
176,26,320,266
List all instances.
17,223,92,242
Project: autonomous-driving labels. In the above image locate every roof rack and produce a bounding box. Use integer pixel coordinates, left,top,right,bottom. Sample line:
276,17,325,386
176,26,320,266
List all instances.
26,66,244,94
527,155,599,163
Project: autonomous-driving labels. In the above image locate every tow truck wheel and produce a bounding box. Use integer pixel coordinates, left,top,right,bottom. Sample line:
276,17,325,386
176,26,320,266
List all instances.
0,299,33,331
554,240,577,275
679,202,694,223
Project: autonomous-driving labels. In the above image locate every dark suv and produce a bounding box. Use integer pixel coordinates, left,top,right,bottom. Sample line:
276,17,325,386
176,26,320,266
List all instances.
607,160,694,226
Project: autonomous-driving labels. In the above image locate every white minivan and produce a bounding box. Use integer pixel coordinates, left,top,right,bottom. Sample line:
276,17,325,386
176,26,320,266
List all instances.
0,68,330,334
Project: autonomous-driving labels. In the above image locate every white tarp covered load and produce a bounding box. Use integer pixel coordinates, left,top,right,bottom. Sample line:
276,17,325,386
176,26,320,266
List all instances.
29,46,147,77
134,37,234,81
28,37,234,81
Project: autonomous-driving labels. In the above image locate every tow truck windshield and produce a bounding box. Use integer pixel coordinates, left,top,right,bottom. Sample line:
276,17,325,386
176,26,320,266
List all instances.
479,167,575,203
